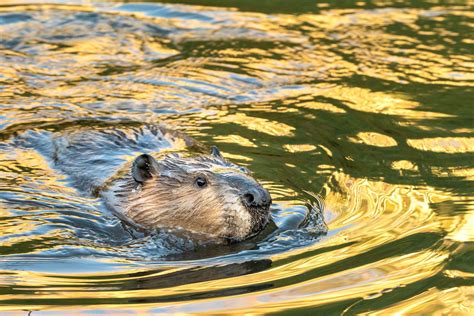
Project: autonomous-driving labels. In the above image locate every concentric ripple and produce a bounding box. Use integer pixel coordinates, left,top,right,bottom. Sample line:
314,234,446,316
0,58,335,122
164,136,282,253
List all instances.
0,0,473,314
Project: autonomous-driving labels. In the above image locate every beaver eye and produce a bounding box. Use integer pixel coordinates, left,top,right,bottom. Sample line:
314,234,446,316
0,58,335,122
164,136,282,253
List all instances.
195,176,207,188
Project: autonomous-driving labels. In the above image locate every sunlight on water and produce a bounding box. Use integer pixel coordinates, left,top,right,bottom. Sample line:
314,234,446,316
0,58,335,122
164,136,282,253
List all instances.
0,0,473,314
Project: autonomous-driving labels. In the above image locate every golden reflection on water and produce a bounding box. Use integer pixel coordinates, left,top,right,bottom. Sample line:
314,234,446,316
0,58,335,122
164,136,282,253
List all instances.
391,160,419,172
315,86,450,118
0,0,473,314
220,113,294,137
283,144,317,153
371,286,474,315
9,249,449,314
0,249,448,313
1,171,462,314
295,101,346,114
408,137,474,153
431,167,474,181
446,210,474,243
220,152,253,162
213,134,257,147
348,132,398,147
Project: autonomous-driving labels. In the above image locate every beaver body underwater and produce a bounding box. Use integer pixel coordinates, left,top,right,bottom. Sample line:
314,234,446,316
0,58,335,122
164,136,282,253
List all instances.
16,124,272,242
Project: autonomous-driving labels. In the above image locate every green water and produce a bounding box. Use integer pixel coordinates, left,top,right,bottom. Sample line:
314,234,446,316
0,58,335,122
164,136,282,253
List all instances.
0,0,473,314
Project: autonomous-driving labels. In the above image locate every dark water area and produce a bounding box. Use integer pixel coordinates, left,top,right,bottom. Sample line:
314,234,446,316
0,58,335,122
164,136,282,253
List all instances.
0,0,473,314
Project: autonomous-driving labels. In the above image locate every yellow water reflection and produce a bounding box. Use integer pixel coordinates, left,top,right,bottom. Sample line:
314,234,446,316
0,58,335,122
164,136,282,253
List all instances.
371,286,474,315
0,249,451,314
213,134,257,147
408,137,474,153
446,211,474,243
431,167,474,181
348,132,398,147
295,101,346,114
283,144,317,153
0,171,461,314
391,160,419,172
0,0,472,314
220,113,294,137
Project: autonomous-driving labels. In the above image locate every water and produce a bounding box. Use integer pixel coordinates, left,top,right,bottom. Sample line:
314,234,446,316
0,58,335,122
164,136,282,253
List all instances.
0,0,472,314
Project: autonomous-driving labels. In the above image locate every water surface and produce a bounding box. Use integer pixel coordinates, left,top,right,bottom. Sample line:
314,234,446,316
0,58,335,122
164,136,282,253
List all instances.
0,0,473,314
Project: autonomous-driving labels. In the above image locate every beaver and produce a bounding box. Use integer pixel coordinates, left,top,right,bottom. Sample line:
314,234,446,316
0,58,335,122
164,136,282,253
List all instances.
16,124,272,243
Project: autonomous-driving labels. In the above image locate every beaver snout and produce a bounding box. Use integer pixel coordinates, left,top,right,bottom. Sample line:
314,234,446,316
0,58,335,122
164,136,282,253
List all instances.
242,187,272,209
225,174,272,211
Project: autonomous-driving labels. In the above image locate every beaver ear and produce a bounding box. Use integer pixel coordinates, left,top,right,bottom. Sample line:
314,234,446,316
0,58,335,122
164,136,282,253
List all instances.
210,146,224,160
132,154,159,183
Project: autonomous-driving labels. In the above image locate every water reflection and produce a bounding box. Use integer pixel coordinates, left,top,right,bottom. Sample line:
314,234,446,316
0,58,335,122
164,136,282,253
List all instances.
0,0,473,314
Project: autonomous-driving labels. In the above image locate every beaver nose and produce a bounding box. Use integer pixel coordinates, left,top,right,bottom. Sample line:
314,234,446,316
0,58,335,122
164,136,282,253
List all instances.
243,187,272,208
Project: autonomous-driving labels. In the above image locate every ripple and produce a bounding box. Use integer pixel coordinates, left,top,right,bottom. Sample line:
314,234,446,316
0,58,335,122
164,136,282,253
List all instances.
0,0,472,314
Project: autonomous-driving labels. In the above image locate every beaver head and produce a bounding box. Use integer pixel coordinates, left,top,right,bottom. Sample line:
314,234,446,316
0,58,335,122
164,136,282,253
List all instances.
109,147,272,242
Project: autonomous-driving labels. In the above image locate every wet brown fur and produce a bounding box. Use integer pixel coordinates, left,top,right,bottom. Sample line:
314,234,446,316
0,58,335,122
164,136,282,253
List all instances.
103,154,270,242
16,124,271,242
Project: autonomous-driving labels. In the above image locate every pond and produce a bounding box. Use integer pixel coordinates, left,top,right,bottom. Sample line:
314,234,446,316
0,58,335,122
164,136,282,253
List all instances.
0,0,473,314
